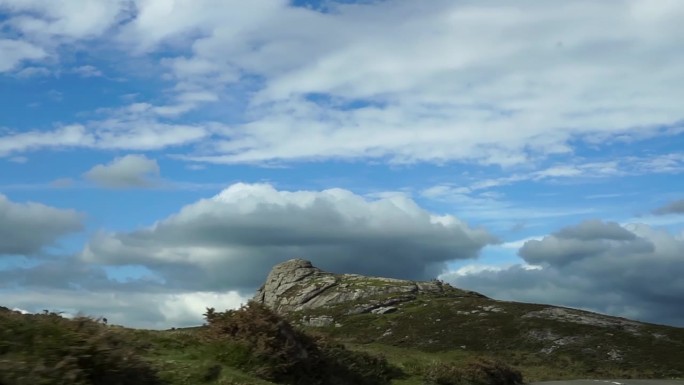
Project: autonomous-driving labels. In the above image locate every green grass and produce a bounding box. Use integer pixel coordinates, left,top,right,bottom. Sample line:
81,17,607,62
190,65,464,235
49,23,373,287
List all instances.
118,328,297,385
2,290,683,385
292,293,684,382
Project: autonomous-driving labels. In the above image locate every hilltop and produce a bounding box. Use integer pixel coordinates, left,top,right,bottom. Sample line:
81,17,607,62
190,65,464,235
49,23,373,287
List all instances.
253,258,485,315
253,259,684,380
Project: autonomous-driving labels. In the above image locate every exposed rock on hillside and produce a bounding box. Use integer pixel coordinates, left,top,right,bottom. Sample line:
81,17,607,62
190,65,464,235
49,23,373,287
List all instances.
253,258,484,314
522,307,642,333
250,258,684,380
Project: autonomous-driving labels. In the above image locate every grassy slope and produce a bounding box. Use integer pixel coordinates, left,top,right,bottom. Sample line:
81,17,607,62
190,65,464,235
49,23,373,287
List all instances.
2,286,683,385
286,291,684,382
0,307,274,385
132,289,684,384
119,328,279,385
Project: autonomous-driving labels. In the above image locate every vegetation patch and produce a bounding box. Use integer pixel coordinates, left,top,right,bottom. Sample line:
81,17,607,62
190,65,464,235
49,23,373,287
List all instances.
0,309,162,385
423,358,523,385
202,302,401,385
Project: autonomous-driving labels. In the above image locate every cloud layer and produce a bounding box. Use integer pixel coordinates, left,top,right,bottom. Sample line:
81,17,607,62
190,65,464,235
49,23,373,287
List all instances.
0,0,683,167
81,183,496,289
444,220,684,326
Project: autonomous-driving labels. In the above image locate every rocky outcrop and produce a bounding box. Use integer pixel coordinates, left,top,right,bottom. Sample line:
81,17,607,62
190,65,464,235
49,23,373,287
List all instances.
522,307,642,333
246,261,684,380
253,258,484,314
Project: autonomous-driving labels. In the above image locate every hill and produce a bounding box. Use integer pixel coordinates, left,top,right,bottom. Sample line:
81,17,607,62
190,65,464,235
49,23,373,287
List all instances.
253,259,684,381
1,259,682,385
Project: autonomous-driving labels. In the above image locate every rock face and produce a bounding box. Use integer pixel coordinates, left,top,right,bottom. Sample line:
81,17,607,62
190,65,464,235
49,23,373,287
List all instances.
253,258,483,314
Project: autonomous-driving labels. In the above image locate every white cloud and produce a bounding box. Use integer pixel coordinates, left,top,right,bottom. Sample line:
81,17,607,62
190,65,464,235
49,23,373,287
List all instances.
499,236,544,250
633,153,684,174
92,115,210,149
419,183,596,229
81,182,497,288
83,154,161,188
13,66,51,78
0,125,92,156
116,0,684,166
0,288,248,329
421,154,684,204
0,117,210,157
442,262,541,278
1,1,683,168
72,65,102,77
159,291,247,326
0,0,132,79
447,264,507,277
0,0,131,40
0,39,46,72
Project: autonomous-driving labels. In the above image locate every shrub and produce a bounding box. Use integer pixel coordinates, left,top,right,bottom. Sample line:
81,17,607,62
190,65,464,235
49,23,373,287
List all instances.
0,310,163,385
203,301,400,385
315,339,403,385
204,302,319,382
423,358,523,385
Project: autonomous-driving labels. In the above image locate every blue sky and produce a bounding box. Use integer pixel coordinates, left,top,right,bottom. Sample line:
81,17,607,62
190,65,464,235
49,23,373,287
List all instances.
1,0,683,328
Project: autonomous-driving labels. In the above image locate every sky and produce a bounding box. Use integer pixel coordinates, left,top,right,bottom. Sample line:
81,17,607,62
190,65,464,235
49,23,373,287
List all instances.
1,0,683,329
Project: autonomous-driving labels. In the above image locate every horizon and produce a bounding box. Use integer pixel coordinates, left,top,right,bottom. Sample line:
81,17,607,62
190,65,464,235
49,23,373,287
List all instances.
1,0,683,329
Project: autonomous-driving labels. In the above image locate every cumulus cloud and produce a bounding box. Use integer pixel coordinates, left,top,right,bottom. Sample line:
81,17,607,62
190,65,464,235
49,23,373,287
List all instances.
0,183,494,328
81,183,497,289
443,220,684,327
83,154,161,188
653,199,684,215
0,194,83,255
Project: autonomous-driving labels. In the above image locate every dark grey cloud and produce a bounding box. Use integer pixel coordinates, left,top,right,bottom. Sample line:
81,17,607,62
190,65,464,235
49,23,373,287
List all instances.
83,154,160,188
520,220,651,266
0,194,83,255
0,256,165,293
81,183,497,290
554,219,635,241
652,199,684,215
443,221,684,327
